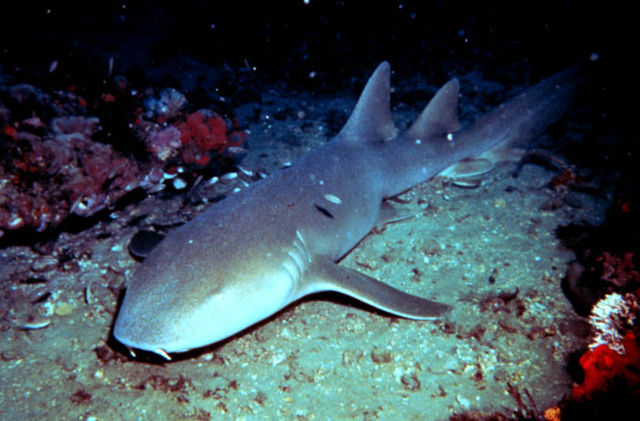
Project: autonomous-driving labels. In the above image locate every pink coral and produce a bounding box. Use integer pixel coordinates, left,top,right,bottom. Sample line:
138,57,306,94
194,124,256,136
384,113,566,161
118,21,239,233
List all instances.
1,77,249,238
145,126,182,162
51,116,100,140
1,114,141,232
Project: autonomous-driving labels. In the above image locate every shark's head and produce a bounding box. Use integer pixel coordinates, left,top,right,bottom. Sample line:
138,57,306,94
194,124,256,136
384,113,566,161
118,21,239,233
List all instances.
112,225,301,359
113,264,296,359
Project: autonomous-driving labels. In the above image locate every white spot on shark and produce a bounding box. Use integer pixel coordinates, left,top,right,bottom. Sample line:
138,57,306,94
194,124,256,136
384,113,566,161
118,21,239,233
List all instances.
324,194,342,204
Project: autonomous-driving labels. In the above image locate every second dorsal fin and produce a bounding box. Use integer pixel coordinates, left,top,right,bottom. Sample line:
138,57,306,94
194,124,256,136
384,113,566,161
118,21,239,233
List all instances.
407,78,460,140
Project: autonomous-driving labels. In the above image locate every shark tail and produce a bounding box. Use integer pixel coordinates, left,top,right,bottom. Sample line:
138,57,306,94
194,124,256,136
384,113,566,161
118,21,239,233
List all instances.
460,65,585,155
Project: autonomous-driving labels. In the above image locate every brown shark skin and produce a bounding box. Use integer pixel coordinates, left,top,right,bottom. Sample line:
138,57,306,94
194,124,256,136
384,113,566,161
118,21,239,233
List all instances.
113,62,581,359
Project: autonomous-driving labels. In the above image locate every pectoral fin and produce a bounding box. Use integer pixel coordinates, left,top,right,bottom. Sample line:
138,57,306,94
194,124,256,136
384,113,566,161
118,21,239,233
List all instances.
302,257,450,319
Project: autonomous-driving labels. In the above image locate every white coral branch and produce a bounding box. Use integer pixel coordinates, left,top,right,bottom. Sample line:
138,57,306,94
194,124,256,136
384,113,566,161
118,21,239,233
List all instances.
588,292,640,355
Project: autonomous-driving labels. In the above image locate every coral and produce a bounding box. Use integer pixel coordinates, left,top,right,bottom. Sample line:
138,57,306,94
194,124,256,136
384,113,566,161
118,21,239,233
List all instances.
1,76,248,239
572,291,640,399
138,103,248,170
175,109,247,167
9,83,47,105
143,87,187,121
588,292,640,353
51,116,100,138
1,114,141,234
572,331,640,400
597,251,640,288
145,125,182,162
178,109,227,153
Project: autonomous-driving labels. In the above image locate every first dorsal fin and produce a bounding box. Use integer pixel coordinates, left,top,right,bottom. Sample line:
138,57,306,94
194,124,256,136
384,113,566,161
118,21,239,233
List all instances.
338,61,398,143
407,78,460,140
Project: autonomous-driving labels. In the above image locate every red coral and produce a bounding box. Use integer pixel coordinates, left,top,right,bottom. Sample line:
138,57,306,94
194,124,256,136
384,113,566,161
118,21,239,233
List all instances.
3,124,18,140
174,109,245,167
572,332,640,400
178,110,228,151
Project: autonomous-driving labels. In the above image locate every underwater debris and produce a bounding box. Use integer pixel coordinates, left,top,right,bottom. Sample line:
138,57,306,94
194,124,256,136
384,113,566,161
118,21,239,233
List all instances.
19,318,51,330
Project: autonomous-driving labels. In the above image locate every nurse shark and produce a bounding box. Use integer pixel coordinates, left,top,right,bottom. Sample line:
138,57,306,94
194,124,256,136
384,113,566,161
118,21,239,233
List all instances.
113,62,581,360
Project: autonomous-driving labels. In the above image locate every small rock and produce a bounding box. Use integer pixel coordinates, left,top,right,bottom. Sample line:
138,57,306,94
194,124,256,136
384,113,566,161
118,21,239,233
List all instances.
456,394,471,409
55,301,74,316
31,255,58,272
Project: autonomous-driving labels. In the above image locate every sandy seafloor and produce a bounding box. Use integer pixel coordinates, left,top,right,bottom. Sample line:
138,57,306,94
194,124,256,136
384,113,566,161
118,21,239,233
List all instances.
0,68,606,420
